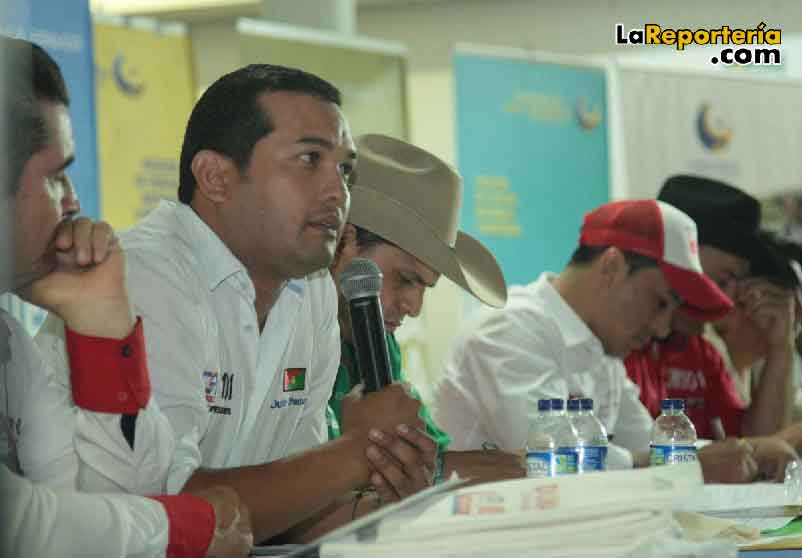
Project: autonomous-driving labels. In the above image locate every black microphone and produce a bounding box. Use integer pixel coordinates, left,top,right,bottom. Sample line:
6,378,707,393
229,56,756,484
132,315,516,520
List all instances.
339,258,393,392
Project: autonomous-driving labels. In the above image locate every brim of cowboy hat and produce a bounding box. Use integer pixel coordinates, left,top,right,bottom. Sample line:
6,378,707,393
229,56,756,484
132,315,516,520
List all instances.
348,185,508,308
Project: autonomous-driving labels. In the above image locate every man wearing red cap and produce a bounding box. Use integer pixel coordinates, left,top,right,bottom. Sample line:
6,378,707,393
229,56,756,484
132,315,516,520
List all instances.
433,198,771,481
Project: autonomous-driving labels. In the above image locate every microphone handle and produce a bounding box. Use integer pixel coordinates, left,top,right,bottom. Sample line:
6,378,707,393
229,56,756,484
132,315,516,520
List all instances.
349,296,393,392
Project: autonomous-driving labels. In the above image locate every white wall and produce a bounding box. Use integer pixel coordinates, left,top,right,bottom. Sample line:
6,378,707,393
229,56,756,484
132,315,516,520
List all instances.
358,0,802,162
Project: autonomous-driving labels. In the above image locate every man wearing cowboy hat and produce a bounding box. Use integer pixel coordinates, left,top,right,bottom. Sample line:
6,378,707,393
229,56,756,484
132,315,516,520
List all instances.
328,134,525,486
624,176,800,480
432,196,781,482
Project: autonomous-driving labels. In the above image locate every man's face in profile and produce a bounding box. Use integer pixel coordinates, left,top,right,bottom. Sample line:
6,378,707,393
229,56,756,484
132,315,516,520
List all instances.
10,100,79,297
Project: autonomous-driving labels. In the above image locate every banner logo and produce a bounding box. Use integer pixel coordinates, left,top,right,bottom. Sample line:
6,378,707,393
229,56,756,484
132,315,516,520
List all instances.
696,102,732,151
576,97,602,131
112,52,146,97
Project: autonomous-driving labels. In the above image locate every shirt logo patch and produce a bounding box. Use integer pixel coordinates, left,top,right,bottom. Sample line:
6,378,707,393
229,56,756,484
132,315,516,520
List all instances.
203,371,219,403
283,368,306,392
220,372,235,401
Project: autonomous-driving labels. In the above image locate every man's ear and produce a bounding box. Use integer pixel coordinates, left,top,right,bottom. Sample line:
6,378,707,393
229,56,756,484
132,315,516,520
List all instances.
599,246,628,287
191,150,238,204
331,224,358,276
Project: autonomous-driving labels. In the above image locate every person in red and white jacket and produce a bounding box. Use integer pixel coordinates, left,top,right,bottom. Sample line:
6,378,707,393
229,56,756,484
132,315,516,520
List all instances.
0,37,251,557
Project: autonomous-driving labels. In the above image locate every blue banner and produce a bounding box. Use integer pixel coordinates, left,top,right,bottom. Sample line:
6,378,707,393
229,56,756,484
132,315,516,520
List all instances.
1,0,98,219
1,0,96,334
455,51,609,286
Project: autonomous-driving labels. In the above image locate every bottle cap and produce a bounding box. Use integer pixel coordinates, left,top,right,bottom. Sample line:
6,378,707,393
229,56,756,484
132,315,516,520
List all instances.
550,398,565,411
660,399,672,411
567,398,581,411
581,398,593,411
672,398,686,411
537,399,552,412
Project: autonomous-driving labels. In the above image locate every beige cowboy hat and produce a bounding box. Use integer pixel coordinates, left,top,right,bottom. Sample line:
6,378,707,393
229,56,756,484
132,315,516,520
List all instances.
348,134,507,308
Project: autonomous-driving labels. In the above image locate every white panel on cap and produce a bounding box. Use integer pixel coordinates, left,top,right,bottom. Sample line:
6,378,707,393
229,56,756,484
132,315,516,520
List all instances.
656,201,705,273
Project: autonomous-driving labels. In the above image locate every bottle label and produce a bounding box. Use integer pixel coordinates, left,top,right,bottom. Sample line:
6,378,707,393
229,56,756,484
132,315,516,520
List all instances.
649,444,697,466
579,445,608,472
525,451,554,478
555,447,578,475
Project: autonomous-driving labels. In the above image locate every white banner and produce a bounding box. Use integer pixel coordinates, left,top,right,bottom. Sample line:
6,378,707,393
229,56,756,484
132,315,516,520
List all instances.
616,66,802,199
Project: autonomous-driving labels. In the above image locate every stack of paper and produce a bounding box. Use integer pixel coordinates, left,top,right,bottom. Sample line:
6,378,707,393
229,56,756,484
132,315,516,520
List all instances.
299,464,736,558
690,483,802,552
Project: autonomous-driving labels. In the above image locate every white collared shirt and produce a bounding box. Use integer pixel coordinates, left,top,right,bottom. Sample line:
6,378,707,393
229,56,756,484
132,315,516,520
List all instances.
1,312,171,557
432,273,653,468
120,201,340,492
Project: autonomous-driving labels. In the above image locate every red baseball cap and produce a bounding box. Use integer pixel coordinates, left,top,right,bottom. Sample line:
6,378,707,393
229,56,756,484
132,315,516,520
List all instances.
580,199,733,321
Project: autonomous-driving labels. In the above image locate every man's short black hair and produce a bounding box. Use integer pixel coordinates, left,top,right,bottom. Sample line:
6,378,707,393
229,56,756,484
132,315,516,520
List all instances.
569,244,658,274
177,64,342,204
2,36,69,196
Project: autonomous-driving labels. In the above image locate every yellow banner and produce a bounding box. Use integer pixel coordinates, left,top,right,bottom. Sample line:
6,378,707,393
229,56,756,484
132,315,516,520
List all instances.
94,21,195,229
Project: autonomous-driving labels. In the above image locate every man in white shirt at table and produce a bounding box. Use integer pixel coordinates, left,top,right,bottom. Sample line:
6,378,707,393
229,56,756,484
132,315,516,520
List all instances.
433,198,782,481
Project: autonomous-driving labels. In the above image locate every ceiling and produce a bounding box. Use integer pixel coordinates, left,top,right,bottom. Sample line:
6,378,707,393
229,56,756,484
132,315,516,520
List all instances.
90,0,458,21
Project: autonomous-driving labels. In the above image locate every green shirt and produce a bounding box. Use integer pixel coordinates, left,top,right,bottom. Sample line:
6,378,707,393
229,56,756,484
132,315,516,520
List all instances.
327,334,451,454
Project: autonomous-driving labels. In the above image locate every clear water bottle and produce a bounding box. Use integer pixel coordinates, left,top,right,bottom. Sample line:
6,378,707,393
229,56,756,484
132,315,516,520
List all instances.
571,398,608,473
552,398,579,475
525,399,556,478
649,398,697,466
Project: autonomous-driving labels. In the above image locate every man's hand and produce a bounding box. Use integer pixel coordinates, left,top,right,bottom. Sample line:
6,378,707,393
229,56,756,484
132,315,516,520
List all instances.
441,449,525,485
22,217,134,339
366,424,437,503
698,438,758,483
192,485,253,558
749,436,801,482
340,383,429,496
738,278,796,349
340,383,425,440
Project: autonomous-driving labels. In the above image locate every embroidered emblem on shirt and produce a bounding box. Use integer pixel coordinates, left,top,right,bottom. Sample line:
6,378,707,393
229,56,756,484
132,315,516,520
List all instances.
221,372,235,401
283,368,306,392
203,370,219,403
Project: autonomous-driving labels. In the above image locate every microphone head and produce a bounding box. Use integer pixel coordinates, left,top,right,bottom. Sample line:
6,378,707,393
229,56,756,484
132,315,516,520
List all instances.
340,258,382,301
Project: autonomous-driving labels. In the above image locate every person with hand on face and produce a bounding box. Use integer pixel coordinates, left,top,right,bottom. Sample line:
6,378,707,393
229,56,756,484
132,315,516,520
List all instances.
0,37,251,558
707,232,801,415
706,233,802,469
35,63,435,544
328,135,524,490
626,176,799,482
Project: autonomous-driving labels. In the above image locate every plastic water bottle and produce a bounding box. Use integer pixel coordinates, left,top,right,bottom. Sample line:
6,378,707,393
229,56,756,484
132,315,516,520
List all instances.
552,398,579,475
525,399,556,478
571,398,609,473
649,398,698,466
